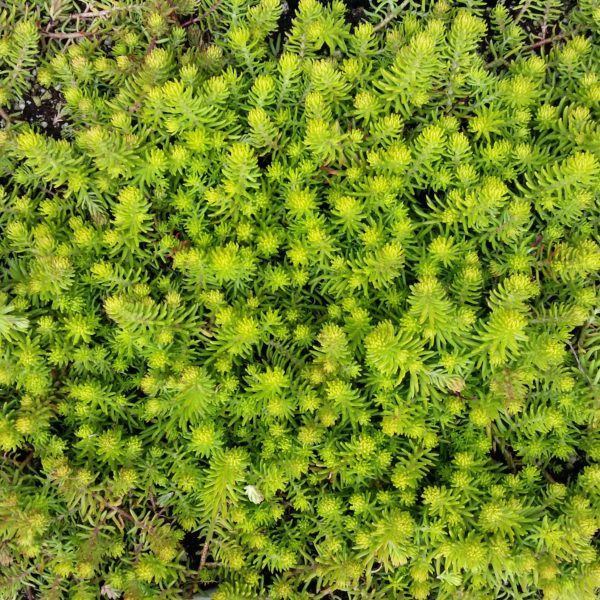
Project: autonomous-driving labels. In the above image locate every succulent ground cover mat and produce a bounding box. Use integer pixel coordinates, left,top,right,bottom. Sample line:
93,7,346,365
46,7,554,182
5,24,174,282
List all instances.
0,0,599,598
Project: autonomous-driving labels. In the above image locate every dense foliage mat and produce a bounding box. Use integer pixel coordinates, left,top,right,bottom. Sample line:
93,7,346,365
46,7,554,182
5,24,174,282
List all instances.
1,0,600,598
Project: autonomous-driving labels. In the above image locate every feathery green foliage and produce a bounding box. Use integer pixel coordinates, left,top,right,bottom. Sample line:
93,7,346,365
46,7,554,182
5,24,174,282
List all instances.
0,0,599,598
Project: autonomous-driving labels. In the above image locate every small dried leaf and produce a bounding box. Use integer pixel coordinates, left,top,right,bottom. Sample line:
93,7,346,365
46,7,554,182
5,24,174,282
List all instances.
244,484,264,504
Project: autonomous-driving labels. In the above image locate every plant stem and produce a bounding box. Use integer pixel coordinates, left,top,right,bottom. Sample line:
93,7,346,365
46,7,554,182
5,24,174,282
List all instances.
199,517,217,570
529,32,566,49
43,30,96,39
486,32,570,69
182,0,224,27
568,341,592,385
373,0,410,33
69,7,137,19
0,106,11,125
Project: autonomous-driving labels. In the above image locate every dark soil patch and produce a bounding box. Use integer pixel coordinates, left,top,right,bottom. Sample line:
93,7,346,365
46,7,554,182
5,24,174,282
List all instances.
257,152,273,169
182,530,202,569
19,87,67,139
342,0,371,26
276,0,298,39
490,438,522,473
546,453,588,484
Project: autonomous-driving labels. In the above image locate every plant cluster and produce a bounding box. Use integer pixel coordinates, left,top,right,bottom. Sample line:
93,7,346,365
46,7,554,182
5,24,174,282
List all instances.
0,0,599,598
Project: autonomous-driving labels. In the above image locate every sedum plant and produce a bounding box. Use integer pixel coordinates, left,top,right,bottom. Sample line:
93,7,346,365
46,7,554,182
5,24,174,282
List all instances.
0,0,599,598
